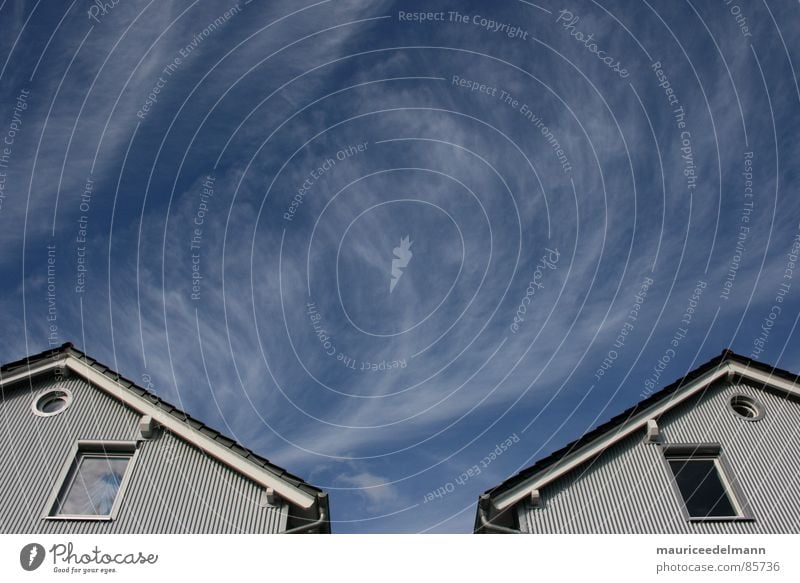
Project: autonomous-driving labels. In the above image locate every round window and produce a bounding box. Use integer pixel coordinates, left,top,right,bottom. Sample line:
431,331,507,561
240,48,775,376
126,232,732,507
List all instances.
729,394,763,421
32,388,73,417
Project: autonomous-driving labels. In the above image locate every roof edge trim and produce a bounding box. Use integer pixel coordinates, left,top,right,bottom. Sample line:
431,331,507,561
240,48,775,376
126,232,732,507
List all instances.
0,357,68,387
2,354,317,510
491,359,800,512
63,357,318,510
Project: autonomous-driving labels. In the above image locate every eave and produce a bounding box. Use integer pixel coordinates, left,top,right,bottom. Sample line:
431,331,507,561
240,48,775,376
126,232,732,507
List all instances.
0,349,319,511
487,354,800,513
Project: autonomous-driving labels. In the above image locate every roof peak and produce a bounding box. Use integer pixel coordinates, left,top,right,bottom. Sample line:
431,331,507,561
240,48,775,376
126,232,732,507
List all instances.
0,341,326,511
483,348,800,510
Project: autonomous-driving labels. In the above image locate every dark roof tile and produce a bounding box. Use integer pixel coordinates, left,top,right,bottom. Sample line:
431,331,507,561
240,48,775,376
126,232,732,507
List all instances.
485,349,800,500
1,342,323,497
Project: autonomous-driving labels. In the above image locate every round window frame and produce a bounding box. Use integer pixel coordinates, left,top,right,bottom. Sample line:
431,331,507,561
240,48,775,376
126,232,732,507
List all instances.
728,394,764,422
31,388,73,418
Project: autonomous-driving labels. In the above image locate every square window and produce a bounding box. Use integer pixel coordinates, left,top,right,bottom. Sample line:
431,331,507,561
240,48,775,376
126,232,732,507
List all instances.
48,443,136,519
663,447,747,521
668,458,737,518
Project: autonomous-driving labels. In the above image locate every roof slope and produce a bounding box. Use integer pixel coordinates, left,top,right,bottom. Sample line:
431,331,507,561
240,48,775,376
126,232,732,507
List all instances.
0,342,326,512
483,349,800,505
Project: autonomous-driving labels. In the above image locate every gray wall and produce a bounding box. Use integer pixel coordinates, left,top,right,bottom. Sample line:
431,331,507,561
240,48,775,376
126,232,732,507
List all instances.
0,372,287,533
518,378,800,533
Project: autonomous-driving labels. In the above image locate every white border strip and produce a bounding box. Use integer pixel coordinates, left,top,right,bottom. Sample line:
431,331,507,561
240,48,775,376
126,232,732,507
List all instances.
492,361,800,511
1,355,317,510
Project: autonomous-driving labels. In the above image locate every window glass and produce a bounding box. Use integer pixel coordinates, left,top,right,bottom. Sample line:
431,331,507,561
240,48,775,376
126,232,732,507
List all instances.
668,458,737,518
54,454,131,516
40,396,68,414
32,388,72,417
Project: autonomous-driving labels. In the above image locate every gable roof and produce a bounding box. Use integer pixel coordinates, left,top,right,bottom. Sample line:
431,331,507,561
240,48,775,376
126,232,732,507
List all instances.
0,342,327,517
482,349,800,513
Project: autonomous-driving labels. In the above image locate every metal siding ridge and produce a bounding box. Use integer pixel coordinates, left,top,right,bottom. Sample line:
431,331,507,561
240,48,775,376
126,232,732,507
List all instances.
63,357,318,510
0,358,319,534
494,366,732,511
518,377,800,533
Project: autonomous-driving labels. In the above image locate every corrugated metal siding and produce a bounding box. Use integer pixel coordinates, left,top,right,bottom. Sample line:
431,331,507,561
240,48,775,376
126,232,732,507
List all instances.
0,373,287,533
518,379,800,533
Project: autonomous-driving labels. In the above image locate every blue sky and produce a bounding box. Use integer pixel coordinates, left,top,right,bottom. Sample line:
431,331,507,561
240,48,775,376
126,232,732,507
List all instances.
0,0,798,533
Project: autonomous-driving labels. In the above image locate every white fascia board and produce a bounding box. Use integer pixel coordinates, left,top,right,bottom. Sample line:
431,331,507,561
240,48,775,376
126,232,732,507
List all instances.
0,358,68,387
491,365,731,512
492,361,800,511
2,355,317,509
64,357,318,509
727,361,800,397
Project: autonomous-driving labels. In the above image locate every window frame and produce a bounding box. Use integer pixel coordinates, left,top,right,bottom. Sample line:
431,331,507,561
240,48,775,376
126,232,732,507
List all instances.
661,443,753,523
31,387,74,418
728,394,764,421
43,440,139,522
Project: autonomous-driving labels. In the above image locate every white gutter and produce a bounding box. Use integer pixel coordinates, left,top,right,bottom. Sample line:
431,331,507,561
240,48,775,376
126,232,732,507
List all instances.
492,365,732,511
284,508,328,534
477,495,520,534
3,355,318,510
0,358,68,387
64,357,318,510
492,361,800,512
727,361,800,397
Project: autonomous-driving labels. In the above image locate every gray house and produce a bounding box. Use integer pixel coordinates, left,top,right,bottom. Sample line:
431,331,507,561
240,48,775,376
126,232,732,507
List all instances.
0,342,329,533
476,350,800,533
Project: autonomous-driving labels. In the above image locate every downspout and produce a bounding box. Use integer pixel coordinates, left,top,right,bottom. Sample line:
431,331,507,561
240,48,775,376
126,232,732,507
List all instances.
477,495,520,534
284,494,329,534
284,509,327,534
